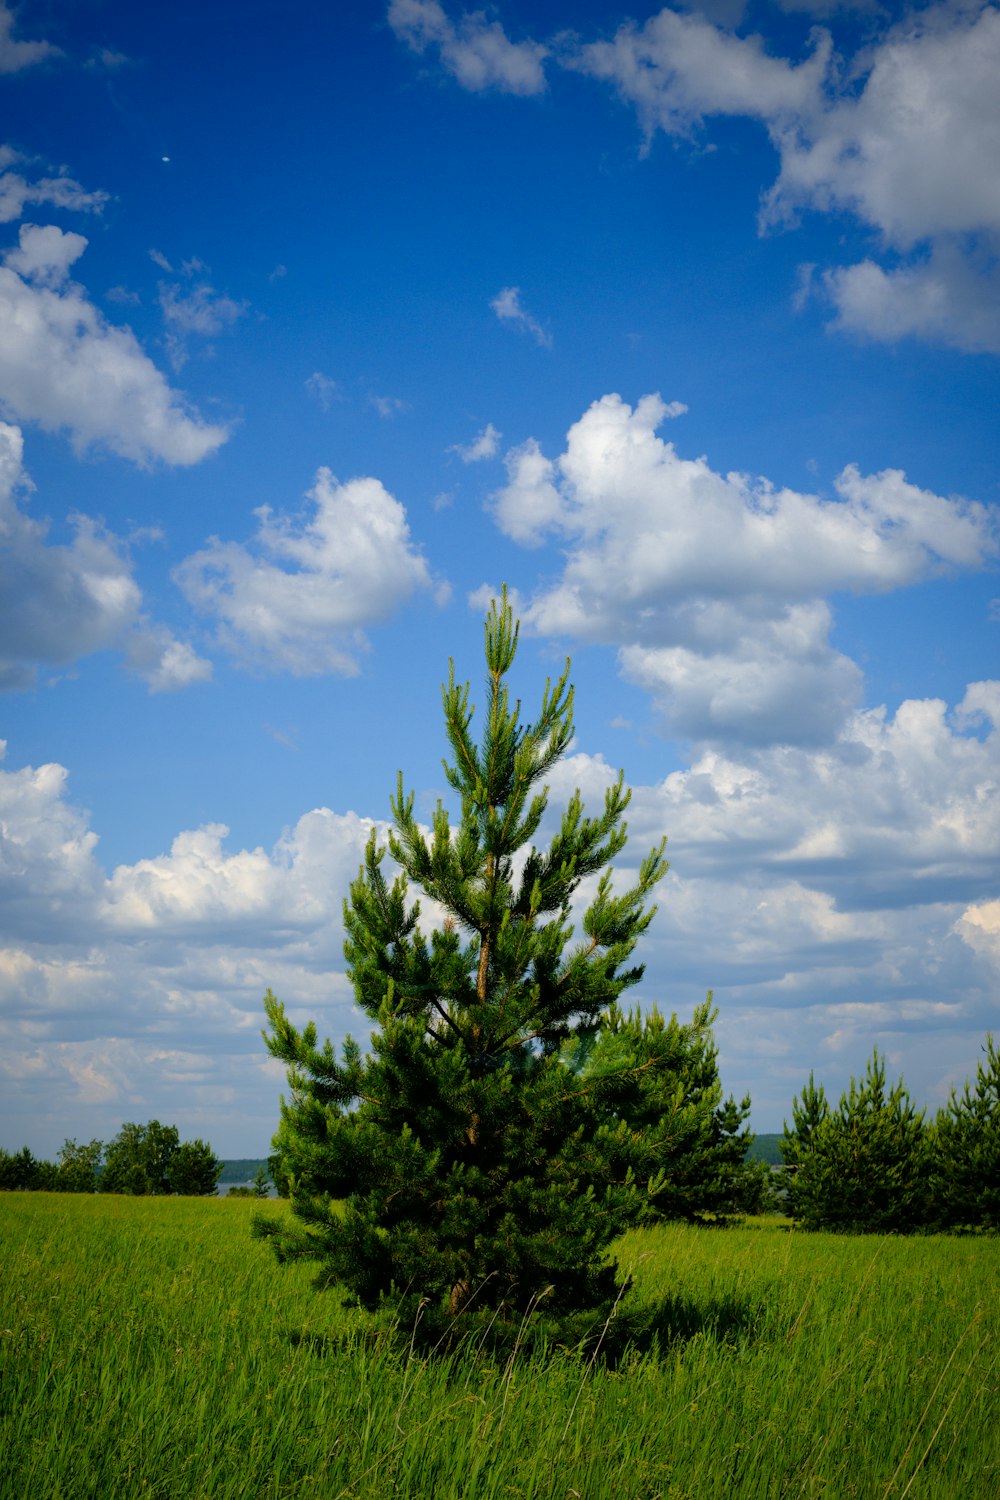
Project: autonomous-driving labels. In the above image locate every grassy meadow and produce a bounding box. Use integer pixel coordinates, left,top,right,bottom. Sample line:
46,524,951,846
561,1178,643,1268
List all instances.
0,1194,997,1499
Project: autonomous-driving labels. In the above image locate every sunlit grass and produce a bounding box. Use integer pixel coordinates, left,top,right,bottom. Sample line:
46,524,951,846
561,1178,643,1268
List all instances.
1,1194,996,1497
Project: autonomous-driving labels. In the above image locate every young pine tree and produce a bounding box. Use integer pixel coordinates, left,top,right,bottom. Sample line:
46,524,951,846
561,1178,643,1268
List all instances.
784,1052,930,1233
574,998,767,1222
257,590,667,1338
931,1033,1000,1232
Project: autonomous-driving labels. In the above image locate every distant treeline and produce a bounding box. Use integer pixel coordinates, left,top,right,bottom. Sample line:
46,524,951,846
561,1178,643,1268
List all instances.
745,1134,784,1166
0,1121,221,1196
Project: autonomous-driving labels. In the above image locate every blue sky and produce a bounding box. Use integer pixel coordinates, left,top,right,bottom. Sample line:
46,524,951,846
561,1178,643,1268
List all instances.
1,0,998,1157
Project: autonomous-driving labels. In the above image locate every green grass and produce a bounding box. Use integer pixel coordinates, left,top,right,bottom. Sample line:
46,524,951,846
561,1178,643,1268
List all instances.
1,1195,997,1498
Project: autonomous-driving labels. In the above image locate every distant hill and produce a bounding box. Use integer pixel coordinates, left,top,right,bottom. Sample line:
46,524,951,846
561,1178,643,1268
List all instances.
218,1158,269,1184
746,1134,783,1166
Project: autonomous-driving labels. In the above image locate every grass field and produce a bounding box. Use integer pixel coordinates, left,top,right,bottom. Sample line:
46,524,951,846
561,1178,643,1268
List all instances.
1,1194,997,1498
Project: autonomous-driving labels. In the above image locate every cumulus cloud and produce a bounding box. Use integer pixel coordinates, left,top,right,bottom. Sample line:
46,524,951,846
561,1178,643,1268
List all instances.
175,467,435,675
0,2,60,74
490,285,551,347
0,749,385,1148
388,0,547,94
487,392,997,744
122,624,213,693
570,5,830,141
0,421,212,691
539,687,1000,1117
450,421,501,462
0,225,229,464
2,672,998,1149
822,244,1000,355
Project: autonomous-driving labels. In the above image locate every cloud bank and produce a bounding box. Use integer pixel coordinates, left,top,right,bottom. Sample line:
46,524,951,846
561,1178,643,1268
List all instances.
486,392,998,746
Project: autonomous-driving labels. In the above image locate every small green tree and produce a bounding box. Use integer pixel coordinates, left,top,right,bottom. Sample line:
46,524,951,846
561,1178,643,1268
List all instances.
779,1071,829,1220
257,589,668,1338
56,1138,103,1193
576,998,767,1221
166,1138,222,1196
784,1052,930,1233
931,1033,1000,1232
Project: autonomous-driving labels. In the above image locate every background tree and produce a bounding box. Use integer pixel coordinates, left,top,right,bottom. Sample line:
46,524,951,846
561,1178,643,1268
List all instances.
55,1138,103,1193
0,1146,57,1191
783,1052,930,1233
931,1032,1000,1232
166,1138,222,1196
257,589,668,1339
572,998,769,1221
102,1121,180,1195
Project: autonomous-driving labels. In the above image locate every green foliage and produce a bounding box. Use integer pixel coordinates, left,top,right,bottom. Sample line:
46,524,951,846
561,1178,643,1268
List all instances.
260,588,668,1336
101,1120,221,1196
102,1120,180,1195
572,998,770,1222
783,1051,931,1233
0,1146,57,1191
932,1032,1000,1232
166,1138,223,1196
56,1137,103,1193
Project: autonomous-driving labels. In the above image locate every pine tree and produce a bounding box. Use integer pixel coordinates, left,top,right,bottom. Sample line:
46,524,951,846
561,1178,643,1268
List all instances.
931,1033,1000,1231
575,998,767,1222
780,1071,829,1221
258,589,667,1338
784,1052,930,1233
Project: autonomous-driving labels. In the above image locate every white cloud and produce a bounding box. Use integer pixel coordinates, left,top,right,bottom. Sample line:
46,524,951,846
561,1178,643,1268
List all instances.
488,392,998,745
4,221,88,285
0,151,108,223
175,467,435,675
957,898,1000,966
561,4,1000,353
123,624,213,693
822,245,1000,354
388,0,547,95
571,6,829,141
450,421,501,462
0,2,60,74
0,227,229,464
620,602,863,746
490,285,551,347
0,422,212,691
760,5,1000,248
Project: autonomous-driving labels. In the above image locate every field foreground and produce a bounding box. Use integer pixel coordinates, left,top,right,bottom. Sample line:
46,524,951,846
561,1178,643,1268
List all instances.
0,1195,997,1498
